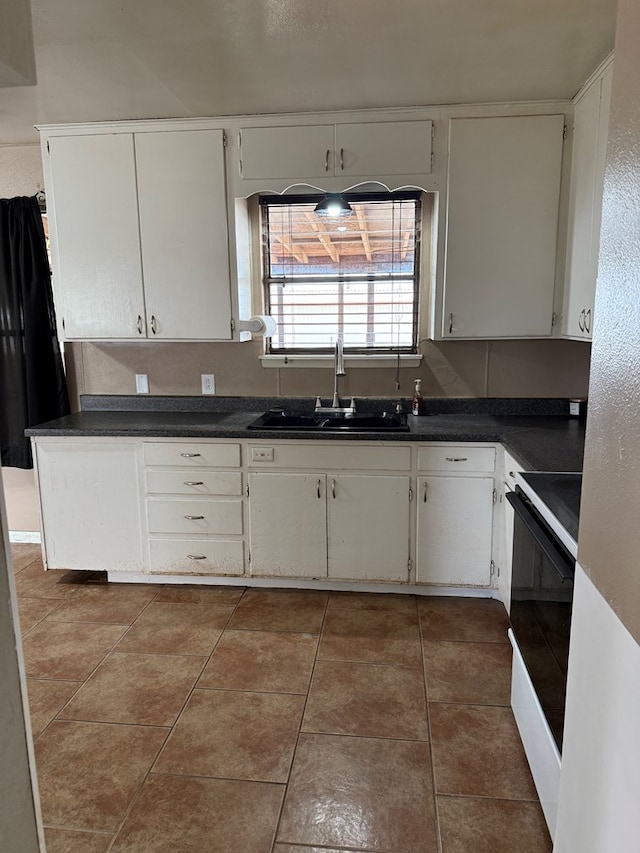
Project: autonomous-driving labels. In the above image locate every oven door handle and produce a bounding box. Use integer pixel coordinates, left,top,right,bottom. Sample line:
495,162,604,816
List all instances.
506,491,574,582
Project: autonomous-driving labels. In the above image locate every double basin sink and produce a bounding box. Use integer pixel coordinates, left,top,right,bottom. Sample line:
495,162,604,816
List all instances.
247,409,410,433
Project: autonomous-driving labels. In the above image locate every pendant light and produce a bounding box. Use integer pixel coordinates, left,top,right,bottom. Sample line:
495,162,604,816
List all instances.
314,193,353,217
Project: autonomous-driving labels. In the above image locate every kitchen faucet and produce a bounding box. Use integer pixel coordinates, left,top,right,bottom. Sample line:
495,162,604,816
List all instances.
315,335,356,414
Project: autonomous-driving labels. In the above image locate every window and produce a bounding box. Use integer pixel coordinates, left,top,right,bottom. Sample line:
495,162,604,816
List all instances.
261,191,421,354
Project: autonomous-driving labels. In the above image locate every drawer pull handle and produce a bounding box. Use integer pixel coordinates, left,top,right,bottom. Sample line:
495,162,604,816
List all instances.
180,453,202,458
423,481,428,502
184,514,205,520
317,478,322,499
445,456,468,462
325,149,330,172
183,481,204,486
332,478,336,499
187,554,207,560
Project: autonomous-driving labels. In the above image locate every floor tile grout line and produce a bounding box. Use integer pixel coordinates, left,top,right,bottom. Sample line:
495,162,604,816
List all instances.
418,603,444,853
19,595,70,638
269,592,329,853
104,586,249,852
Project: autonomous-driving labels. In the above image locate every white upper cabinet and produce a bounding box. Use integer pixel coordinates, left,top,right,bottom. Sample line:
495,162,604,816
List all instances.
239,120,433,182
48,134,145,339
442,114,565,338
45,124,233,341
562,62,613,340
135,130,231,340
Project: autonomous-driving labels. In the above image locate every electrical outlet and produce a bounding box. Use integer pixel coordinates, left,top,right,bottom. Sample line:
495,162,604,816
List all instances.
135,374,149,394
201,374,215,395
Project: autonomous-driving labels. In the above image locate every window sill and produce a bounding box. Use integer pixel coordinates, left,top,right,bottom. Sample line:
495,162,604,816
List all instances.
260,354,423,369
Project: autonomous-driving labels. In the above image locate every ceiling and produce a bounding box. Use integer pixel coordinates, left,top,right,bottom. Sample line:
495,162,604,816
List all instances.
0,0,617,145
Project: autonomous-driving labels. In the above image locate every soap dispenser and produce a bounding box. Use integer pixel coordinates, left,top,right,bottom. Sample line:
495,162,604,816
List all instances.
412,379,425,416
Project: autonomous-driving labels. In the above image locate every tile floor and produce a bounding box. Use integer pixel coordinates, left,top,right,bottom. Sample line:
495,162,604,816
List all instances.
10,543,552,853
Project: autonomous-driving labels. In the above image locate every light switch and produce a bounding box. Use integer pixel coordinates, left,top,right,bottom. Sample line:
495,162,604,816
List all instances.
135,374,149,394
250,446,274,462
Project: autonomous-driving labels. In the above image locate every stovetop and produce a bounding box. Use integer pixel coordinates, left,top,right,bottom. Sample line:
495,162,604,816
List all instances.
516,471,582,556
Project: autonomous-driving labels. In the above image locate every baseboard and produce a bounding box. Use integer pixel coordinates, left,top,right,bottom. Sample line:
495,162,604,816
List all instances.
9,531,42,544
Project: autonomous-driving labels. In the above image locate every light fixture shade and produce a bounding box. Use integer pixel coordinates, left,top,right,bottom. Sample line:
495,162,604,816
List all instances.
314,193,353,217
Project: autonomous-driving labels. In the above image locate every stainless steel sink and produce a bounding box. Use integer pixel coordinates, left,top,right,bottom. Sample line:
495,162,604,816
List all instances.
247,410,409,432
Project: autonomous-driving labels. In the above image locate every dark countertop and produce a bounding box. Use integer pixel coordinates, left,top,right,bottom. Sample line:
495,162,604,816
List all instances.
26,396,586,473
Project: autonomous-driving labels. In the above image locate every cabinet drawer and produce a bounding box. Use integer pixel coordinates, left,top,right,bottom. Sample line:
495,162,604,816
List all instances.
418,446,495,473
148,538,244,575
143,442,240,468
146,470,243,496
247,443,411,471
147,499,243,534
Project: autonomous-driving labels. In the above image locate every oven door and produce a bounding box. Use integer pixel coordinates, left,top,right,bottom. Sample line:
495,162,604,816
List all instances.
506,488,574,752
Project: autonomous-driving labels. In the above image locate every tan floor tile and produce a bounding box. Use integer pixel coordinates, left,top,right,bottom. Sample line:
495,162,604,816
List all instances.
429,703,538,800
47,584,156,625
303,660,428,739
59,652,206,726
23,621,128,680
228,588,327,633
198,629,318,693
328,591,418,613
14,562,88,599
155,584,245,605
27,679,82,738
318,608,422,666
115,602,233,655
278,733,437,852
111,774,284,853
419,597,510,643
438,796,552,853
44,827,114,853
10,543,42,573
154,688,305,782
423,641,512,705
35,720,168,832
18,596,62,634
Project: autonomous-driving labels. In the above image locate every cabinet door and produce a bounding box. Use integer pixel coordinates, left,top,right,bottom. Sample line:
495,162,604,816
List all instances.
327,474,410,582
563,81,601,339
135,130,232,340
336,121,432,177
35,441,143,572
239,125,335,180
443,115,564,338
416,476,494,585
48,135,145,339
248,473,327,578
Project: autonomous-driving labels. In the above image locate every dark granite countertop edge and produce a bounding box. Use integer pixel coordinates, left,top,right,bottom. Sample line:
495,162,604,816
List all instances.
26,407,586,473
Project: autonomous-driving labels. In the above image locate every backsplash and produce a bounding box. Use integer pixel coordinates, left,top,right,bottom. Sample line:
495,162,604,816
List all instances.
64,337,591,412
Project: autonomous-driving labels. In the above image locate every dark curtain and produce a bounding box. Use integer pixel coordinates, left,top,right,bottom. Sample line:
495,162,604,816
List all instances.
0,196,69,469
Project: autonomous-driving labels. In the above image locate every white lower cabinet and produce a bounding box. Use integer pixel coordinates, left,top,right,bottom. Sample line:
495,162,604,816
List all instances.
142,440,246,576
248,469,411,583
416,445,496,586
248,473,328,578
416,474,495,586
34,439,144,572
327,475,410,582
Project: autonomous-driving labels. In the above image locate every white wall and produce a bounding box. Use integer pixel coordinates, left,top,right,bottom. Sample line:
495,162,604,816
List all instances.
554,566,640,852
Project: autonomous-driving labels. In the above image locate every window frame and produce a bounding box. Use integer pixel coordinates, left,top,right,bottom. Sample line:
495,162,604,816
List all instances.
259,190,422,356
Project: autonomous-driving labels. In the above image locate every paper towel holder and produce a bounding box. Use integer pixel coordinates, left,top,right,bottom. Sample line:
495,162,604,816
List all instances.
237,315,277,337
